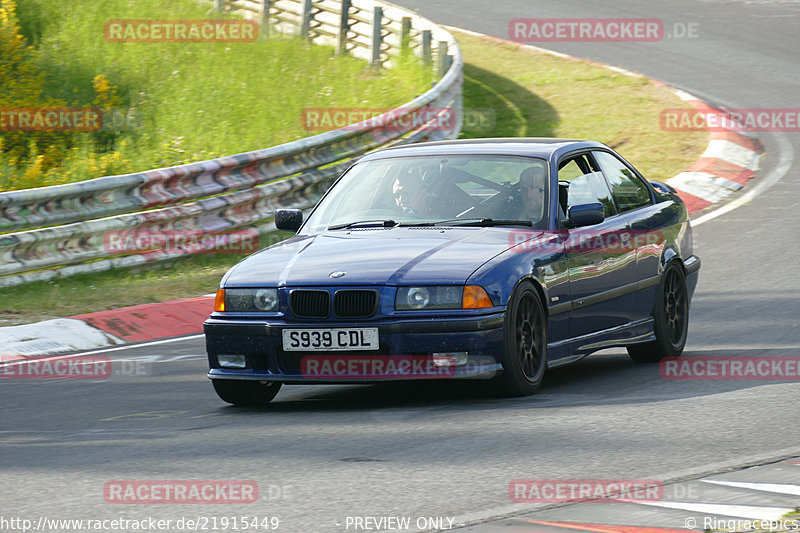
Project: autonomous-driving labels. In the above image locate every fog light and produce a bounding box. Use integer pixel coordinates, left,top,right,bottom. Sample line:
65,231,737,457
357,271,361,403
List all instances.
433,352,469,366
218,354,247,368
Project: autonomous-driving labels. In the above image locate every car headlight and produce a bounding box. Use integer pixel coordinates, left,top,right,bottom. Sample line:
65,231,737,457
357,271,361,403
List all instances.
395,286,464,310
215,288,279,312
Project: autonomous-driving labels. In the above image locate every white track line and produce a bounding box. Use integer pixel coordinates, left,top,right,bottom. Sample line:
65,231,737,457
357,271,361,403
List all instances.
703,480,800,496
71,334,206,356
618,499,794,521
0,334,206,369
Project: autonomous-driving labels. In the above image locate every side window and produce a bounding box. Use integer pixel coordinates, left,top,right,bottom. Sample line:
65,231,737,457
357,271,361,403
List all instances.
557,159,585,182
593,151,651,213
558,155,615,218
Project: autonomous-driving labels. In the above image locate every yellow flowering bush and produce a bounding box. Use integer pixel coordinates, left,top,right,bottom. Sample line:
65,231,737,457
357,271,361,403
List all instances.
0,0,431,192
92,75,123,110
0,0,132,191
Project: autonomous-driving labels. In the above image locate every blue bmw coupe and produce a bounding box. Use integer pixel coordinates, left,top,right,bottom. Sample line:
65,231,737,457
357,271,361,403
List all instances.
205,139,700,405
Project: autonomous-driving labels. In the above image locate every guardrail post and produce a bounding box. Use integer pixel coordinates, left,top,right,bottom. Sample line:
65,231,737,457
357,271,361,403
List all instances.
337,0,351,55
438,41,449,77
421,30,432,66
444,53,453,75
300,0,313,40
261,0,271,38
401,17,412,54
371,7,383,68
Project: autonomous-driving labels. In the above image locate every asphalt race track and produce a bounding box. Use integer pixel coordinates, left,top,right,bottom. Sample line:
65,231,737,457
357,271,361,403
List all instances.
2,1,799,531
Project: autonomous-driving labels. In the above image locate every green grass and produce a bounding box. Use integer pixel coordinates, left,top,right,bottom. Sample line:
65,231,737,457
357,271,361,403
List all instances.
454,30,706,181
0,27,709,326
1,0,432,190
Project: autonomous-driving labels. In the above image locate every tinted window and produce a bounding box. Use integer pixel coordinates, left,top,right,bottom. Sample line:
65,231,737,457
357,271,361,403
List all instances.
593,151,651,212
558,155,615,218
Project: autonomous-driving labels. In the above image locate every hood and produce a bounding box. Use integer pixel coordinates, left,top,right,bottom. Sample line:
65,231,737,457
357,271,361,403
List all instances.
222,227,543,287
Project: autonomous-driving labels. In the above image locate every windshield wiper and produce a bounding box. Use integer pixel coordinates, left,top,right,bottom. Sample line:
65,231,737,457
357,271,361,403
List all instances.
398,218,487,227
327,219,398,230
424,218,533,227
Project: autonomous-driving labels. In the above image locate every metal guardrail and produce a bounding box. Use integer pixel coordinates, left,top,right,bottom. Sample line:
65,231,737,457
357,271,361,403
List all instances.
0,0,463,287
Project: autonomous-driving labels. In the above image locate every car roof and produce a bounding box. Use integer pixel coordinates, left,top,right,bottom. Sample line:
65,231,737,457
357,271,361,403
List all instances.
358,138,611,162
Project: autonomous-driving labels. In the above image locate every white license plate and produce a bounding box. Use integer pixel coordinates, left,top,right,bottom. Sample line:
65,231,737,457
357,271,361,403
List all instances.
282,328,379,351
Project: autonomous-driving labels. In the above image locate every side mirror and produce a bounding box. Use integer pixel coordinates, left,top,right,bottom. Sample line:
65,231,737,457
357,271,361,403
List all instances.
567,202,604,228
649,180,676,194
275,209,303,232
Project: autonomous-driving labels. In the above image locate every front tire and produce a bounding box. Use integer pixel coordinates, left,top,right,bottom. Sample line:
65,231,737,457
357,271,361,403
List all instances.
212,379,282,406
628,262,689,363
491,282,547,396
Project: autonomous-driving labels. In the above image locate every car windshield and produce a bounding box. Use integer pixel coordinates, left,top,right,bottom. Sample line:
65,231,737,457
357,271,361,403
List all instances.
301,154,549,233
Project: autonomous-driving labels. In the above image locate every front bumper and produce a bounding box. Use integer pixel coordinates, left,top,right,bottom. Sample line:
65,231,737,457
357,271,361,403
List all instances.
205,313,505,383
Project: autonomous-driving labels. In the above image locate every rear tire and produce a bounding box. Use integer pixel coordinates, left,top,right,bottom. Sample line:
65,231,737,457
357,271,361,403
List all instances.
628,262,688,363
491,282,547,396
212,379,282,406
